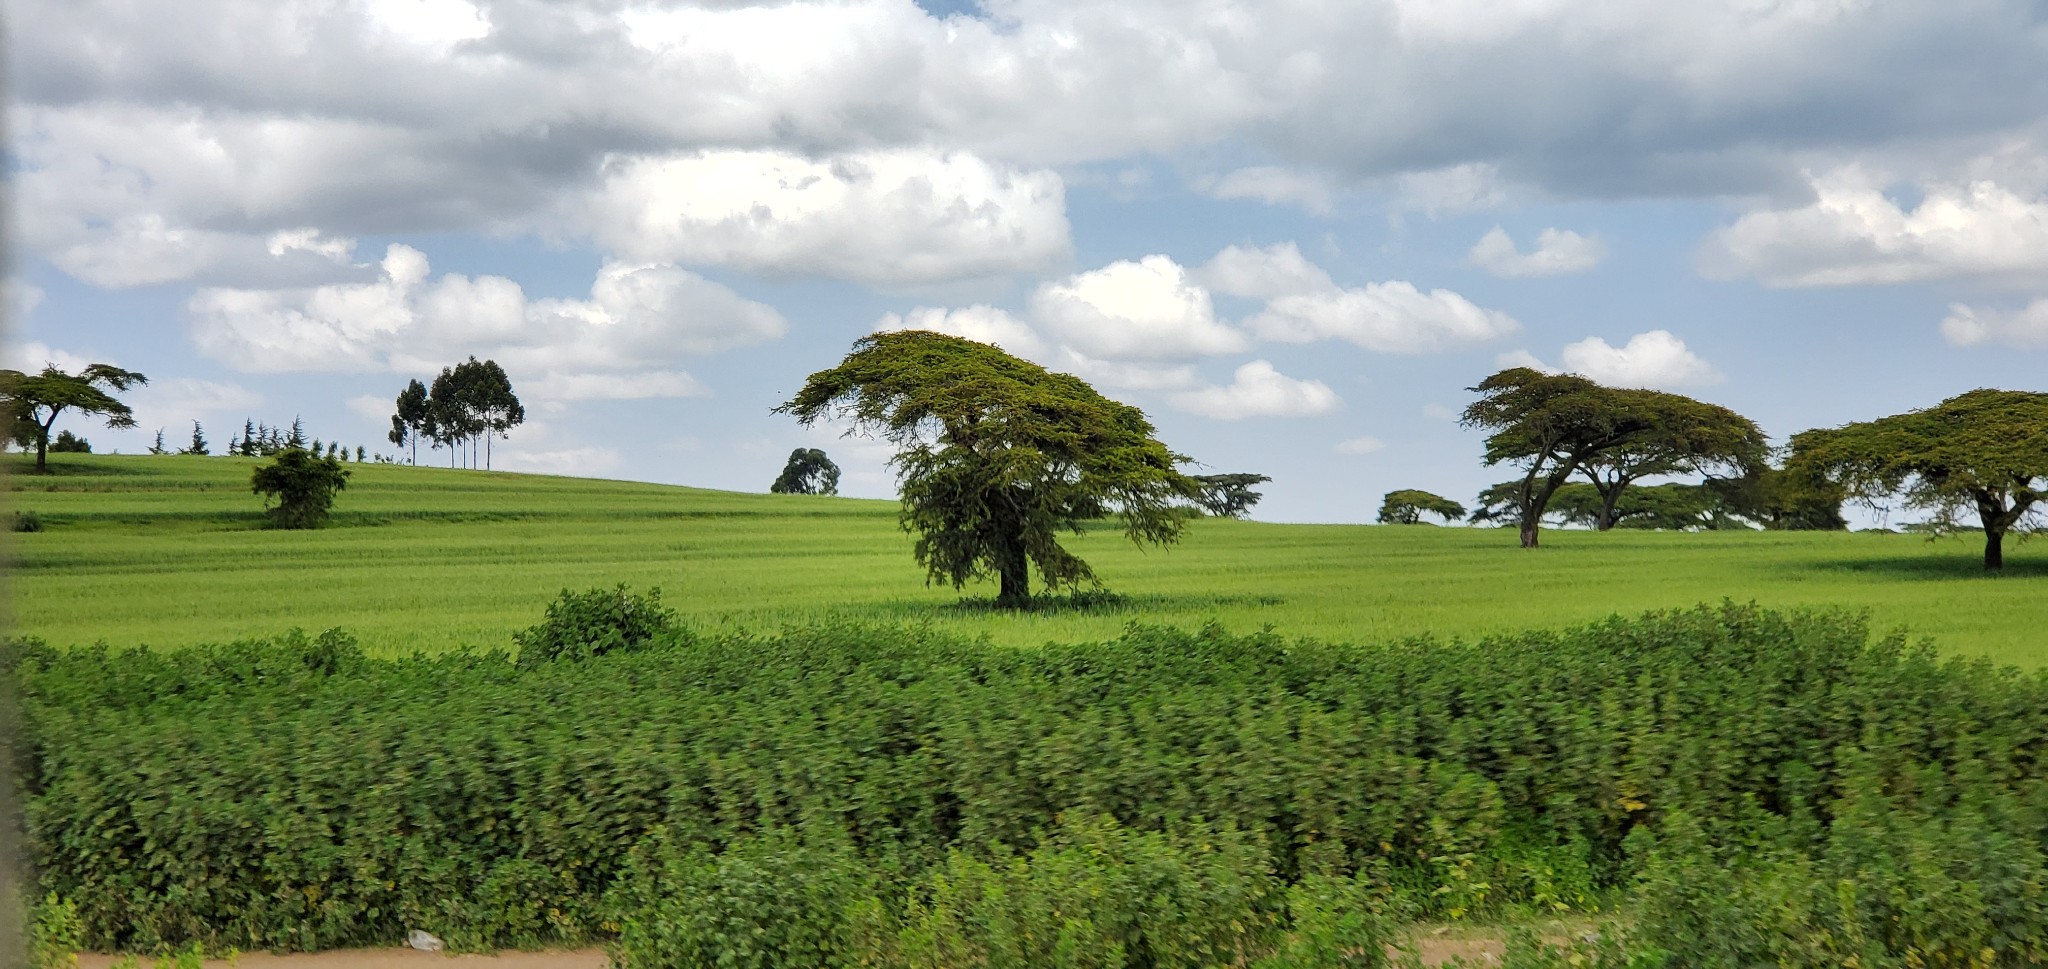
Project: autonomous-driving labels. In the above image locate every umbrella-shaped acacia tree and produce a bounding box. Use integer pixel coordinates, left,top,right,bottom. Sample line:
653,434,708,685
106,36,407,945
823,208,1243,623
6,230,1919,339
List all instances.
776,331,1198,607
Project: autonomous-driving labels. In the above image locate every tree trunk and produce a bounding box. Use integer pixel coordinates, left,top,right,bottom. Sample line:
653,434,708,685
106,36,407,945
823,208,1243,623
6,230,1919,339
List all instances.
1984,527,2005,570
996,545,1030,607
1519,519,1540,548
34,437,47,473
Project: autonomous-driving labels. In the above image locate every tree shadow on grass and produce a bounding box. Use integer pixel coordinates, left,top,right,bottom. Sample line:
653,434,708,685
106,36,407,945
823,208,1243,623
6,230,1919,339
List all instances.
1797,554,2048,580
3,458,157,480
871,590,1289,618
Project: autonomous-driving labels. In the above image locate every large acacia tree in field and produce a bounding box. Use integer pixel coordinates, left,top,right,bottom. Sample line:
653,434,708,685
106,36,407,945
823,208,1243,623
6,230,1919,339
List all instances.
0,363,148,472
1575,395,1767,530
1460,369,1657,548
776,331,1197,607
1790,389,2048,569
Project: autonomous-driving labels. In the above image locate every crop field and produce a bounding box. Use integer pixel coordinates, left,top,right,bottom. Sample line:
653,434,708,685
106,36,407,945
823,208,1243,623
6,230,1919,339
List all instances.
9,452,2048,666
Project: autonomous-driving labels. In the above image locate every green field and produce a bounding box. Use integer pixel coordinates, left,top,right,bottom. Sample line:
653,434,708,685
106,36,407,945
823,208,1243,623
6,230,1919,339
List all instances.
9,453,2046,665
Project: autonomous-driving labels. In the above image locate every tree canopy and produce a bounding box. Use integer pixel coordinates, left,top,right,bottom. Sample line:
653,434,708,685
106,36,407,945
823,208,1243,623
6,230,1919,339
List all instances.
1704,465,1848,531
1789,388,2048,569
390,379,429,465
0,363,148,472
1191,473,1272,518
1462,368,1765,546
1377,489,1467,525
251,447,352,529
776,331,1196,606
770,448,841,495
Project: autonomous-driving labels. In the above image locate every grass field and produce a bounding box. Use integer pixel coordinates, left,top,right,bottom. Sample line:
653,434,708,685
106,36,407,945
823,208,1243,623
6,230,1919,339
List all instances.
9,452,2046,665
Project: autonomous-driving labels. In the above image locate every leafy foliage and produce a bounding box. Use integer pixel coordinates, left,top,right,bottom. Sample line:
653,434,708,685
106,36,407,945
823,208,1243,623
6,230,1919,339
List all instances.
389,379,429,465
1461,369,1764,546
1377,489,1467,525
250,447,351,528
0,363,146,471
512,584,686,668
47,430,90,453
776,331,1197,605
770,447,842,495
17,604,2048,960
1704,464,1849,531
421,358,524,470
1192,472,1273,518
1790,388,2048,568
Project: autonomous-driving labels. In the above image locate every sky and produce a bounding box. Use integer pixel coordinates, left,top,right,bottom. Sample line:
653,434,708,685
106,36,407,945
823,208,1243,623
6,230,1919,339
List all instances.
9,0,2048,523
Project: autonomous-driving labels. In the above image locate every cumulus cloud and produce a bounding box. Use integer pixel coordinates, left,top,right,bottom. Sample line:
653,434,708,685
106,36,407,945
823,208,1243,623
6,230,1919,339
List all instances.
1196,167,1337,216
186,243,786,400
874,304,1049,358
1333,436,1385,455
1196,243,1335,300
1502,330,1722,389
1030,255,1251,360
492,446,624,477
1940,300,2048,348
581,149,1071,286
1171,360,1339,419
4,341,99,374
1249,281,1520,353
1468,227,1607,277
1699,171,2048,287
1394,163,1509,217
131,378,263,434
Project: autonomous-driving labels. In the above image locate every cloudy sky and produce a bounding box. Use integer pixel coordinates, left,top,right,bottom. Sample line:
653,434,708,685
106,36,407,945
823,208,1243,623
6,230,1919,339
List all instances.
11,0,2048,522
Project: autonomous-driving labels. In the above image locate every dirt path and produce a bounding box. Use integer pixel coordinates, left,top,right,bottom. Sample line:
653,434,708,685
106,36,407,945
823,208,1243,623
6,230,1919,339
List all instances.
77,950,610,969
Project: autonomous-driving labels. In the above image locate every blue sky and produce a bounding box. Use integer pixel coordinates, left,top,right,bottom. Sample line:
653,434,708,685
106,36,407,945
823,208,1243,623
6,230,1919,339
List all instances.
11,0,2048,522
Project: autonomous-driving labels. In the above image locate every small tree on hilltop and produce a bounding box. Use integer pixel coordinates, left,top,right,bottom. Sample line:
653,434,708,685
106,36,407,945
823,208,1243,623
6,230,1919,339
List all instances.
1191,473,1272,518
1790,388,2048,569
777,331,1198,607
184,421,209,456
1377,489,1467,525
251,448,351,529
48,430,90,453
0,363,148,472
770,448,841,495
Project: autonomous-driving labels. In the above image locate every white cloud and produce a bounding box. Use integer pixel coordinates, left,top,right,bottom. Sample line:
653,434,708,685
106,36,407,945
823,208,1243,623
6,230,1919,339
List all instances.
1249,281,1520,353
874,304,1049,359
1699,170,2048,287
1421,403,1458,421
1395,164,1509,217
9,281,46,321
186,244,785,401
131,378,263,435
267,228,357,263
346,394,392,421
1468,227,1608,277
1334,435,1385,455
1197,167,1336,216
1030,255,1250,360
1940,300,2048,348
1502,330,1722,389
581,149,1071,286
4,341,98,374
527,371,711,401
1196,243,1334,300
1171,360,1339,419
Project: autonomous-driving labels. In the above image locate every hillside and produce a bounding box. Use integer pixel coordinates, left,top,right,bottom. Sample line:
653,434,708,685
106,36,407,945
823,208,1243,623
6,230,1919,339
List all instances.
9,453,2047,665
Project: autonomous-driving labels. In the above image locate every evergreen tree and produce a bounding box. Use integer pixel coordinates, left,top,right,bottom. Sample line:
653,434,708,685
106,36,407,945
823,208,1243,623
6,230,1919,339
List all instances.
286,417,307,450
148,429,168,455
185,421,209,456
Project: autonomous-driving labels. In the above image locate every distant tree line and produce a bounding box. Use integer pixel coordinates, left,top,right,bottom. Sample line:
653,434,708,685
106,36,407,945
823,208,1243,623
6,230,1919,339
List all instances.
388,357,524,469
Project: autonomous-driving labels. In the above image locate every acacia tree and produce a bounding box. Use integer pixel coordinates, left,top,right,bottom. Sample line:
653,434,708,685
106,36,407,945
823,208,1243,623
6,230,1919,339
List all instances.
1789,389,2048,569
1377,489,1467,525
776,331,1197,607
0,363,148,472
1460,368,1658,548
1191,473,1272,518
1705,465,1848,531
770,448,841,495
1575,395,1767,530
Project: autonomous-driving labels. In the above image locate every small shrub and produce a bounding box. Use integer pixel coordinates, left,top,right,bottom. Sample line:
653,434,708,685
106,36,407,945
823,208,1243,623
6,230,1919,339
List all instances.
514,584,684,667
250,447,349,529
30,893,84,969
14,510,45,532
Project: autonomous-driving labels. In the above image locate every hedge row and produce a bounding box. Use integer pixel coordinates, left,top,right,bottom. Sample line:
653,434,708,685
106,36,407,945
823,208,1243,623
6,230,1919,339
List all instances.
13,602,2048,963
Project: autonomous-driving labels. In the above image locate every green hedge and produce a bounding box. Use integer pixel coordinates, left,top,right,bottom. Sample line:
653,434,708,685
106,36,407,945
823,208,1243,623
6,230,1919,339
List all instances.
13,602,2048,961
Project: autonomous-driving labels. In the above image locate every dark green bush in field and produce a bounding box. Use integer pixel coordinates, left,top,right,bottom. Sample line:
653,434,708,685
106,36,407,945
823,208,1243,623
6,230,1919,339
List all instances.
13,510,44,532
14,603,2048,961
512,584,685,667
249,447,349,528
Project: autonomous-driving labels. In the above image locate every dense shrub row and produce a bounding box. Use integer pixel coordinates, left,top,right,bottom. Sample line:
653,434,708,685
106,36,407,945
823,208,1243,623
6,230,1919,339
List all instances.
12,602,2048,964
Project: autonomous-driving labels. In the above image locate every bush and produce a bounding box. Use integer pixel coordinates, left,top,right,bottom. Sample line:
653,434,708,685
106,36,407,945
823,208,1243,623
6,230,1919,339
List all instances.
14,510,44,532
48,430,90,453
250,447,349,528
30,893,84,969
19,604,2048,956
513,584,684,668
